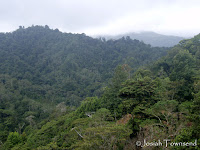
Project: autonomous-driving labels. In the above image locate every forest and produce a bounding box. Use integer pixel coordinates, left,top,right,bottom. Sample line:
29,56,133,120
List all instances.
0,26,199,149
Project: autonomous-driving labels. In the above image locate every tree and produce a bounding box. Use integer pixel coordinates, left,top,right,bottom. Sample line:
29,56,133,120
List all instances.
71,125,132,150
110,65,129,91
169,49,196,82
3,132,23,149
119,76,157,114
93,108,113,121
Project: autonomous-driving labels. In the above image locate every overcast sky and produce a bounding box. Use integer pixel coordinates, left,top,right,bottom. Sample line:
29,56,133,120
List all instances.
0,0,199,37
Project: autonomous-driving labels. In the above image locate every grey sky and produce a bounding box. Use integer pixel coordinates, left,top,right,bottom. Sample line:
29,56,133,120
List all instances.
0,0,199,37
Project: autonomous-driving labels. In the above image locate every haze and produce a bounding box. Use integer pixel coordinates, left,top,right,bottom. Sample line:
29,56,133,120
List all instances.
0,0,199,37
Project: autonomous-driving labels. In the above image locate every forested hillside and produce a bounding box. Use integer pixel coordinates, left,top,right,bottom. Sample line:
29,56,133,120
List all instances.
0,25,169,148
2,32,199,150
0,26,168,105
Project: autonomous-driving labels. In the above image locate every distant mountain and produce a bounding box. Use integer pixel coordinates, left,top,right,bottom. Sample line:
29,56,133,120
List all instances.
97,31,185,47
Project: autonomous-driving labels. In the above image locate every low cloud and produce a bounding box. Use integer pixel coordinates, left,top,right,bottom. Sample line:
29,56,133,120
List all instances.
0,0,199,36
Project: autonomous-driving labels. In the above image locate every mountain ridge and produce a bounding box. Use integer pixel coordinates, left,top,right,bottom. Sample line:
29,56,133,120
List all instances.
95,31,185,47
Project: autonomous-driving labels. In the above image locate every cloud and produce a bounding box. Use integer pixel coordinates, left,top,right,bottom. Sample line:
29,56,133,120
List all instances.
0,0,199,36
83,0,200,36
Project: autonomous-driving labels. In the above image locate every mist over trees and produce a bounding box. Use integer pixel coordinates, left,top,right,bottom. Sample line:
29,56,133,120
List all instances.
98,31,185,47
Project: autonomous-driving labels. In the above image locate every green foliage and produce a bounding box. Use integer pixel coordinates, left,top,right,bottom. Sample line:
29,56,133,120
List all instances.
169,49,196,82
110,65,130,90
0,26,169,147
148,100,178,115
0,27,200,149
0,25,167,107
0,26,168,144
76,97,100,117
93,108,113,121
99,65,131,117
152,38,199,101
119,77,156,100
188,90,200,139
119,77,157,114
2,132,23,149
71,124,132,150
37,142,61,150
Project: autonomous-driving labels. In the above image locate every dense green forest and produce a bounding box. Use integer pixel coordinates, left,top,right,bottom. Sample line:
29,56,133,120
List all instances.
0,26,199,149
